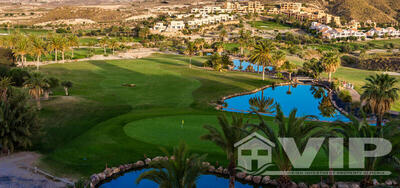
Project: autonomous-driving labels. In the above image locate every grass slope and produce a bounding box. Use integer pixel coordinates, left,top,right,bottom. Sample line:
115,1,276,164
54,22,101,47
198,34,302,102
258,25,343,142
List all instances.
37,54,275,177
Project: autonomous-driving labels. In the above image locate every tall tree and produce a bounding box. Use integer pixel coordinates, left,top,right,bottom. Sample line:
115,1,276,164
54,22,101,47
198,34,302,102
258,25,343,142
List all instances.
12,35,29,67
321,52,341,82
67,35,79,59
247,106,328,186
24,72,49,110
201,113,246,188
61,80,73,96
184,41,196,69
136,142,206,187
99,37,109,55
48,34,61,63
0,87,39,153
361,74,399,127
29,35,46,70
249,40,275,81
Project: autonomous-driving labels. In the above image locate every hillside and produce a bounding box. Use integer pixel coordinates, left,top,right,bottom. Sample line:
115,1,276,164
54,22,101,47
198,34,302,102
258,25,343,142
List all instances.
282,0,399,23
329,0,399,23
33,6,131,24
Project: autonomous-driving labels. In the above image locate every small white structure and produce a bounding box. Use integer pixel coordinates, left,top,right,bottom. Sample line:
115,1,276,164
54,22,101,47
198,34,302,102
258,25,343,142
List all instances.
166,21,185,31
153,22,167,32
234,133,275,171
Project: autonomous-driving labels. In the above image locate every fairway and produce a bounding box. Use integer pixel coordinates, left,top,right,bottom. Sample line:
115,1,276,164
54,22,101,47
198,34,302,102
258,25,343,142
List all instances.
249,21,291,30
37,53,275,176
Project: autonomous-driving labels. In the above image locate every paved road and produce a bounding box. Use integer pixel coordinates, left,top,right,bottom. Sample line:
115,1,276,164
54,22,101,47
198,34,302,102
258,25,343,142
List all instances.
0,152,68,188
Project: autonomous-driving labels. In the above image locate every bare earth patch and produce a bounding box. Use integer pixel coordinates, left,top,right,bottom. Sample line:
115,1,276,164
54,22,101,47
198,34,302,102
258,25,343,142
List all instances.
0,152,69,188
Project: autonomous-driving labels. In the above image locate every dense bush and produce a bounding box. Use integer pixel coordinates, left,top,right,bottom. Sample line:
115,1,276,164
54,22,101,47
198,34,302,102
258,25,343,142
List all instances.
338,90,352,103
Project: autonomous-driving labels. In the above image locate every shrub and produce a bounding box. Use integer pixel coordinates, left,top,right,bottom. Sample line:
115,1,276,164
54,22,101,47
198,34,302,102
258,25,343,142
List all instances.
339,90,352,103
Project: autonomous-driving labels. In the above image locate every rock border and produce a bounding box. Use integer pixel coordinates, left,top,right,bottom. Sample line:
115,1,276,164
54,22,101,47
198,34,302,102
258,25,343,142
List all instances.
89,157,398,188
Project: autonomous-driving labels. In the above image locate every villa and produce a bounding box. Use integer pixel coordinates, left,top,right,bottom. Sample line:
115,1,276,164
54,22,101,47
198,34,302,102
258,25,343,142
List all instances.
278,2,341,26
224,1,264,13
311,22,366,39
366,27,400,37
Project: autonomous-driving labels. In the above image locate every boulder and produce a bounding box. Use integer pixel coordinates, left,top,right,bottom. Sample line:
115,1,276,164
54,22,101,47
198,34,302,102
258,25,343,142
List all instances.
208,165,215,172
268,179,278,186
244,175,253,182
136,160,145,167
145,158,151,165
90,174,99,185
162,156,168,161
261,176,270,184
119,165,125,172
216,166,223,174
202,162,210,167
349,183,359,188
392,180,398,185
222,168,229,175
298,182,308,188
288,182,297,188
320,183,329,188
336,182,349,188
372,179,379,185
252,176,262,184
97,173,106,180
385,179,393,186
310,184,320,188
236,172,246,179
104,168,113,177
112,167,120,174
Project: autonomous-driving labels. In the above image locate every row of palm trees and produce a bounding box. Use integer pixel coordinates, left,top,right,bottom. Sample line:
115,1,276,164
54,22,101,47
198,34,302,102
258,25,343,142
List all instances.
0,72,72,110
0,33,122,69
0,33,79,69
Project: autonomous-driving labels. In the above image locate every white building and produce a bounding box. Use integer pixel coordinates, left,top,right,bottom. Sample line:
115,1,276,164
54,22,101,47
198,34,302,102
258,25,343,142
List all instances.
166,21,185,31
153,22,167,32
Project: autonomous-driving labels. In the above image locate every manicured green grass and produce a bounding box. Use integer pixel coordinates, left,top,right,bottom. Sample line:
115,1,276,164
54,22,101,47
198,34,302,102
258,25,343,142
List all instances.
323,66,400,110
249,21,292,30
36,53,399,182
37,54,277,177
0,28,51,35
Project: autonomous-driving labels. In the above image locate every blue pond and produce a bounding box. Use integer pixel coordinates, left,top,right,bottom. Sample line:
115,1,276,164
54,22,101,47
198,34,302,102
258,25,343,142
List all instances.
233,59,273,72
223,84,350,122
99,168,253,188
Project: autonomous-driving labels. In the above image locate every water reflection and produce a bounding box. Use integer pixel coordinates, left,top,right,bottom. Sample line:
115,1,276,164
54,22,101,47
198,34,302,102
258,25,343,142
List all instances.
223,84,349,122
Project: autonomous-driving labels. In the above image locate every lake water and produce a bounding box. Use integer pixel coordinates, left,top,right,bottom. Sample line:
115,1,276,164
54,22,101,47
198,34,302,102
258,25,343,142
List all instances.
233,60,273,72
223,84,350,122
99,168,253,188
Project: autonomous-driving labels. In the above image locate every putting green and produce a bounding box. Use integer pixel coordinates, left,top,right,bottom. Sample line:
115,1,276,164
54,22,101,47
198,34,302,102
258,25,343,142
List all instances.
123,115,224,154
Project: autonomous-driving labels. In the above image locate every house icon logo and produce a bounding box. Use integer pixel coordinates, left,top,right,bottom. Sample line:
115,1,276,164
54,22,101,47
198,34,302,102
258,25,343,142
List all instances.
234,132,275,175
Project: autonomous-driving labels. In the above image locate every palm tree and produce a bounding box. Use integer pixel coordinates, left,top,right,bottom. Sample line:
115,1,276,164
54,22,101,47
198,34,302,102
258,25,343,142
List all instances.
194,38,205,56
247,106,328,186
0,77,13,101
48,34,62,63
59,36,69,63
321,52,341,82
361,74,399,127
61,80,73,96
24,72,49,110
99,37,109,55
0,87,39,153
185,41,196,69
219,29,228,42
108,39,119,55
249,40,275,81
136,142,206,188
248,96,276,113
273,50,286,69
279,61,297,81
12,35,29,67
201,113,246,188
29,35,46,70
43,77,59,100
67,35,79,59
334,116,400,186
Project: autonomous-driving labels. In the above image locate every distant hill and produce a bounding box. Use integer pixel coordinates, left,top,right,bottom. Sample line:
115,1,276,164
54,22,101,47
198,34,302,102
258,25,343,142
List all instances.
290,0,400,23
33,6,131,24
